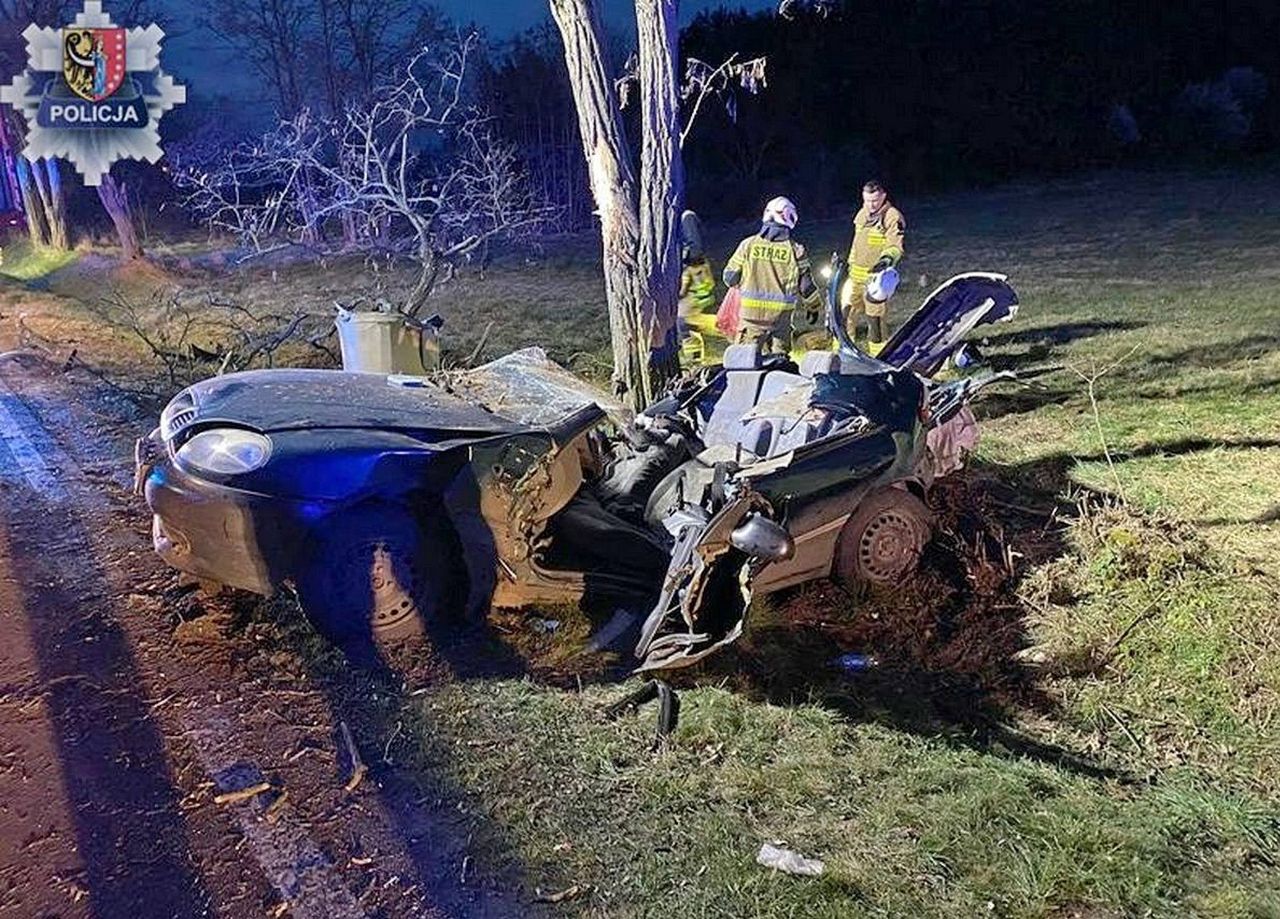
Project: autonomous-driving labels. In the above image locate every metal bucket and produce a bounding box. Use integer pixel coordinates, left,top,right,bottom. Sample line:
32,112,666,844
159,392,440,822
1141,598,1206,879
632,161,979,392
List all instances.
335,308,442,374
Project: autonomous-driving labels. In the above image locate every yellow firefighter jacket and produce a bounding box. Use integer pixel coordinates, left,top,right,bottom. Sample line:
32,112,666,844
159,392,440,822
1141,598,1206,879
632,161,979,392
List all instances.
847,203,906,283
679,259,717,317
726,234,820,327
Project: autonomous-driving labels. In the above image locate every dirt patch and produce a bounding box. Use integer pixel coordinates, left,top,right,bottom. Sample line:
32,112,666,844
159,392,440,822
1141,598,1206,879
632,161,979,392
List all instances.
0,360,539,917
708,475,1061,704
658,472,1135,780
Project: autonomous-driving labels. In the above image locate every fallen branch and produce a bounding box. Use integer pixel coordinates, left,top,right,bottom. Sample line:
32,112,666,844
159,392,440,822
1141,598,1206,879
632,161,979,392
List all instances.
213,781,272,805
339,721,367,792
1101,588,1173,662
1066,345,1140,499
264,790,290,824
464,321,494,368
535,884,587,904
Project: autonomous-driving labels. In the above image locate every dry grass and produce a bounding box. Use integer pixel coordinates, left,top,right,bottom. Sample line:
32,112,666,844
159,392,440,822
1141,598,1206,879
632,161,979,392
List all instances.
4,166,1280,917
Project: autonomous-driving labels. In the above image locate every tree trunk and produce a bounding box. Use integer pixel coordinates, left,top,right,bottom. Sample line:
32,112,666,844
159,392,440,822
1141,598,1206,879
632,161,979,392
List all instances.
635,0,684,389
13,156,51,248
31,158,70,251
0,114,24,217
2,108,70,251
97,170,143,260
549,0,652,406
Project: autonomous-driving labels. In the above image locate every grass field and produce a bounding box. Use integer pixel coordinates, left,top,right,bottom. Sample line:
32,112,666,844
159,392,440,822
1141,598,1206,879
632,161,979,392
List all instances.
388,168,1280,917
4,167,1279,916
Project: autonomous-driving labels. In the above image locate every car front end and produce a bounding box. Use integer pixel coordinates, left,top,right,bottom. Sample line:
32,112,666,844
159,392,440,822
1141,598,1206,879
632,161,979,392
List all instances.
136,410,317,594
135,368,525,596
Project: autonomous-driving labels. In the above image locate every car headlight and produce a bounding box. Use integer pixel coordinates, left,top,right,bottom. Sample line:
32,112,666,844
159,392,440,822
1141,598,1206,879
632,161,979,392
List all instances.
175,428,272,476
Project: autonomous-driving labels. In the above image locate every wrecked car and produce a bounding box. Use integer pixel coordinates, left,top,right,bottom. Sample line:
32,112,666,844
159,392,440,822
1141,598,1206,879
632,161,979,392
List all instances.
135,265,1018,670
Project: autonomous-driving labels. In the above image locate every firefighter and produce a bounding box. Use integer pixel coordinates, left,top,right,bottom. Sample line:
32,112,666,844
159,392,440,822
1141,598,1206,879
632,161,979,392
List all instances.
677,210,718,367
723,196,822,355
840,179,906,356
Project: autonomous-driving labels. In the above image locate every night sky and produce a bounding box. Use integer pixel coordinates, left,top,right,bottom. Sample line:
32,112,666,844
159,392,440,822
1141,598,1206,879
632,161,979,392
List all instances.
436,0,773,33
165,0,775,101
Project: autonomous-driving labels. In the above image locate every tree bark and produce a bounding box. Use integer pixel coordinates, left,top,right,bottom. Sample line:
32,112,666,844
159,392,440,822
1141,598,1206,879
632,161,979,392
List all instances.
97,169,144,260
3,109,52,248
13,156,50,248
0,113,24,217
549,0,652,406
635,0,684,388
31,158,69,251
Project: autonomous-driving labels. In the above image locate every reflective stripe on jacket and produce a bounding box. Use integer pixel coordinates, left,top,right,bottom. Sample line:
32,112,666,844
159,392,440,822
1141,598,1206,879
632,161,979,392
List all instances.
848,203,906,275
679,260,717,316
726,235,802,325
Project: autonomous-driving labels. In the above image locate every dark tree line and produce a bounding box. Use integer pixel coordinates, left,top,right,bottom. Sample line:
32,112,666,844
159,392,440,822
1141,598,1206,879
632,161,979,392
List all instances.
678,0,1280,217
476,25,596,233
6,1,1277,255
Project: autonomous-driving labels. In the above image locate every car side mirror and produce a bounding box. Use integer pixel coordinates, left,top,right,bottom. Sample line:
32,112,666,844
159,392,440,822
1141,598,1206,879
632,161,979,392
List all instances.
730,513,795,562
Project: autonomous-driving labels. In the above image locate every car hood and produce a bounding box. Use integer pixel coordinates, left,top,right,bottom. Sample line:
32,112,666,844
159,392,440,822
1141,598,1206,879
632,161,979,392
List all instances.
171,368,523,438
881,272,1019,375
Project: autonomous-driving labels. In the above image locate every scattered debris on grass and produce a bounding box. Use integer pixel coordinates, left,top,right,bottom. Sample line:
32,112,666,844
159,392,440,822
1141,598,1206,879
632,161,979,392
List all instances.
212,781,272,805
756,843,826,877
535,883,587,903
603,680,681,746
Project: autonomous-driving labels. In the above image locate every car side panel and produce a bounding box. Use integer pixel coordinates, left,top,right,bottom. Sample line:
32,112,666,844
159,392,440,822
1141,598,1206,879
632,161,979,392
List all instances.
740,426,927,591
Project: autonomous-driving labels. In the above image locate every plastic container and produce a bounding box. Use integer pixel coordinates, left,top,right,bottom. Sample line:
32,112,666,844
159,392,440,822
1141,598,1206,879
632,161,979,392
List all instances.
335,308,441,375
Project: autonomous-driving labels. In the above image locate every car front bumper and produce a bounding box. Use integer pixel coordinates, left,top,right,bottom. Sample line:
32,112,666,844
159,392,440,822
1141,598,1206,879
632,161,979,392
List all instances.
135,428,303,595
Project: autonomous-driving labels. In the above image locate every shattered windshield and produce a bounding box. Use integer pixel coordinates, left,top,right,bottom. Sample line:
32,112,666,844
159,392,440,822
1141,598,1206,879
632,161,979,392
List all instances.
439,348,633,428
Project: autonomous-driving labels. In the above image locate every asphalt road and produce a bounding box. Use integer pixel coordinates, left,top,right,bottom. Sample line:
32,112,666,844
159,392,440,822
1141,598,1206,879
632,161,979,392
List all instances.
0,356,529,918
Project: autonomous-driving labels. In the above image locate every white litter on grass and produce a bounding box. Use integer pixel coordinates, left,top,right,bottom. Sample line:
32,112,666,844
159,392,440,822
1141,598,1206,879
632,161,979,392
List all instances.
756,843,825,877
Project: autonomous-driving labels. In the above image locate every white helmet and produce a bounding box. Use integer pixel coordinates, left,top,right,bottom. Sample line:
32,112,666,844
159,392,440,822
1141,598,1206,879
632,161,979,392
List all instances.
762,196,798,229
865,266,900,303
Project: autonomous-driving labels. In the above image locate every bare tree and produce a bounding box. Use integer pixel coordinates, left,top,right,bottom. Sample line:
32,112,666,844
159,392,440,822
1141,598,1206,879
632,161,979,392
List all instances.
549,0,652,403
203,0,313,114
479,26,595,233
0,1,73,250
550,0,769,407
89,286,335,397
97,166,143,259
176,38,545,317
206,0,439,116
333,0,415,93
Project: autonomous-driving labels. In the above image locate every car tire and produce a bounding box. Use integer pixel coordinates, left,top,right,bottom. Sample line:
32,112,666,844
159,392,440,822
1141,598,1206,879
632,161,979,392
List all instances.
294,502,441,646
834,488,933,586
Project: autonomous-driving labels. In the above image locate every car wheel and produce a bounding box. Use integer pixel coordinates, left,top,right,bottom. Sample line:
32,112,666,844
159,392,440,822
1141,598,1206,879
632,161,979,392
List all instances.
295,503,440,645
834,488,933,586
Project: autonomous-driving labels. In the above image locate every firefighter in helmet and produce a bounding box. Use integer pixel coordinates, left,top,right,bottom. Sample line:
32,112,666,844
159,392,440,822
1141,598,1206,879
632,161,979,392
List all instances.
723,196,822,355
841,179,906,356
677,210,718,367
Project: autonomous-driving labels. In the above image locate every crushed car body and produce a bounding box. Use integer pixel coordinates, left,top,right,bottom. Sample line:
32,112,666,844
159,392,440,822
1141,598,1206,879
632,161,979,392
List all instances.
136,264,1018,670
